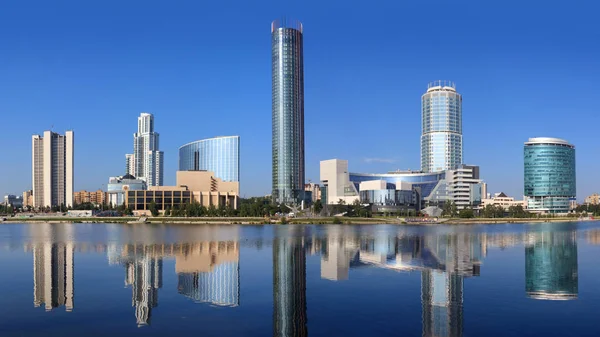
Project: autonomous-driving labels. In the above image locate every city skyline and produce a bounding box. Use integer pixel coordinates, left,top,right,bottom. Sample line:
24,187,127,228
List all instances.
1,1,600,201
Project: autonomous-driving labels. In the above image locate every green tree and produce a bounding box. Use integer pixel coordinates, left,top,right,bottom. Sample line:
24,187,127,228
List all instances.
459,208,474,218
314,199,323,214
164,207,171,216
149,201,159,217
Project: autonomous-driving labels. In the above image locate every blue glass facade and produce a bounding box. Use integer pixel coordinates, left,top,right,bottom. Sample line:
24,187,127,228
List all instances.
524,138,576,213
178,136,240,182
421,81,463,173
272,19,305,204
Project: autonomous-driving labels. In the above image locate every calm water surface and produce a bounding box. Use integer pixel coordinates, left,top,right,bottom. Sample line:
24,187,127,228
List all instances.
1,222,599,336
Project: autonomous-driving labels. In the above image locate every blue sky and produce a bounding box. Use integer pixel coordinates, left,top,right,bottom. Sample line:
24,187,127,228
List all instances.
1,0,599,200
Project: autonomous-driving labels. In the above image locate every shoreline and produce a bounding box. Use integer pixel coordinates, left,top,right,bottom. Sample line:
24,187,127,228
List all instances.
0,216,595,225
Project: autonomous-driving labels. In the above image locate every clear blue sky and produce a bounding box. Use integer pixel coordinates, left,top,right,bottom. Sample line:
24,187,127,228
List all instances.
1,0,599,200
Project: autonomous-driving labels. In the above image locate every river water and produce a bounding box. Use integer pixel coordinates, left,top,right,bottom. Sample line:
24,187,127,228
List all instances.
0,222,598,336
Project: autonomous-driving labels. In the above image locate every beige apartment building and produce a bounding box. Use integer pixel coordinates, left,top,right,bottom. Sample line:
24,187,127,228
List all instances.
74,190,107,205
125,170,239,215
23,190,33,208
585,193,600,205
32,131,74,208
480,192,526,210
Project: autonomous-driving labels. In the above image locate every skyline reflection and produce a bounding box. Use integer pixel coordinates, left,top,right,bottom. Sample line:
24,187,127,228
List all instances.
11,222,587,334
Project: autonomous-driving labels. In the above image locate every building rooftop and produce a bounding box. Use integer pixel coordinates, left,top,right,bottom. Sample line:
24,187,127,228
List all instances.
525,137,573,147
179,136,240,149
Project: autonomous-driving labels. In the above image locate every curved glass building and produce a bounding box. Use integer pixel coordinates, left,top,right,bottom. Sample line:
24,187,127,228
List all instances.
421,81,462,173
524,137,576,213
178,136,240,182
272,18,305,204
349,171,445,201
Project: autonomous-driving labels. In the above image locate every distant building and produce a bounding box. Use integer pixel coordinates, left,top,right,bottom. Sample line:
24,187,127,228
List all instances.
125,171,240,216
107,174,147,206
480,192,527,210
22,190,33,208
178,136,240,182
524,137,576,214
126,113,164,187
304,183,321,202
125,154,135,176
584,193,600,205
74,190,107,206
4,194,23,208
32,130,74,208
421,81,463,173
272,18,305,205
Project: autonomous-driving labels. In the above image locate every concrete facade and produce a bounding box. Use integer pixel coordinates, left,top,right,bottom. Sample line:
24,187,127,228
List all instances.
320,159,359,205
125,171,240,215
32,131,74,208
74,190,107,206
480,192,527,210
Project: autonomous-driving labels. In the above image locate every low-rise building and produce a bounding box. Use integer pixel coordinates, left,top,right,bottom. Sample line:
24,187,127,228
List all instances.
74,190,107,206
67,210,96,217
107,174,147,206
480,192,527,210
585,193,600,205
3,194,23,208
125,170,240,216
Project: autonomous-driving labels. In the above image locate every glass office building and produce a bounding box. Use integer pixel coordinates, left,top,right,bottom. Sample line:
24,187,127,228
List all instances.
421,81,463,173
271,18,305,204
178,136,240,182
524,137,576,213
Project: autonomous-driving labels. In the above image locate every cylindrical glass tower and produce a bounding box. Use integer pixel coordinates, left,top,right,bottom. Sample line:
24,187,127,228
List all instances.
178,136,240,182
524,137,576,213
271,18,305,204
421,81,463,173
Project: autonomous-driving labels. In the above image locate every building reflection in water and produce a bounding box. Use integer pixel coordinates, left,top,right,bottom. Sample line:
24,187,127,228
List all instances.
315,227,487,337
525,225,578,300
29,223,75,312
111,244,163,326
176,241,240,307
108,240,241,326
273,226,308,337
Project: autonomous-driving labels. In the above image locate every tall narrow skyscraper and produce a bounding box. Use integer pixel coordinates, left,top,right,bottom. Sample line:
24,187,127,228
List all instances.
421,81,463,173
271,18,305,204
126,113,164,186
32,130,74,208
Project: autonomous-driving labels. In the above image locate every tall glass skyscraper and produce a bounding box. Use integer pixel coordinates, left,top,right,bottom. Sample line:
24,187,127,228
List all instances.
524,137,576,213
421,81,463,173
271,18,305,204
178,136,240,182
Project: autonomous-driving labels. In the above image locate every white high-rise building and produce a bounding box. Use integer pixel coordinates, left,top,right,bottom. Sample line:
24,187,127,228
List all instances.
126,113,163,186
32,131,74,208
125,154,135,176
